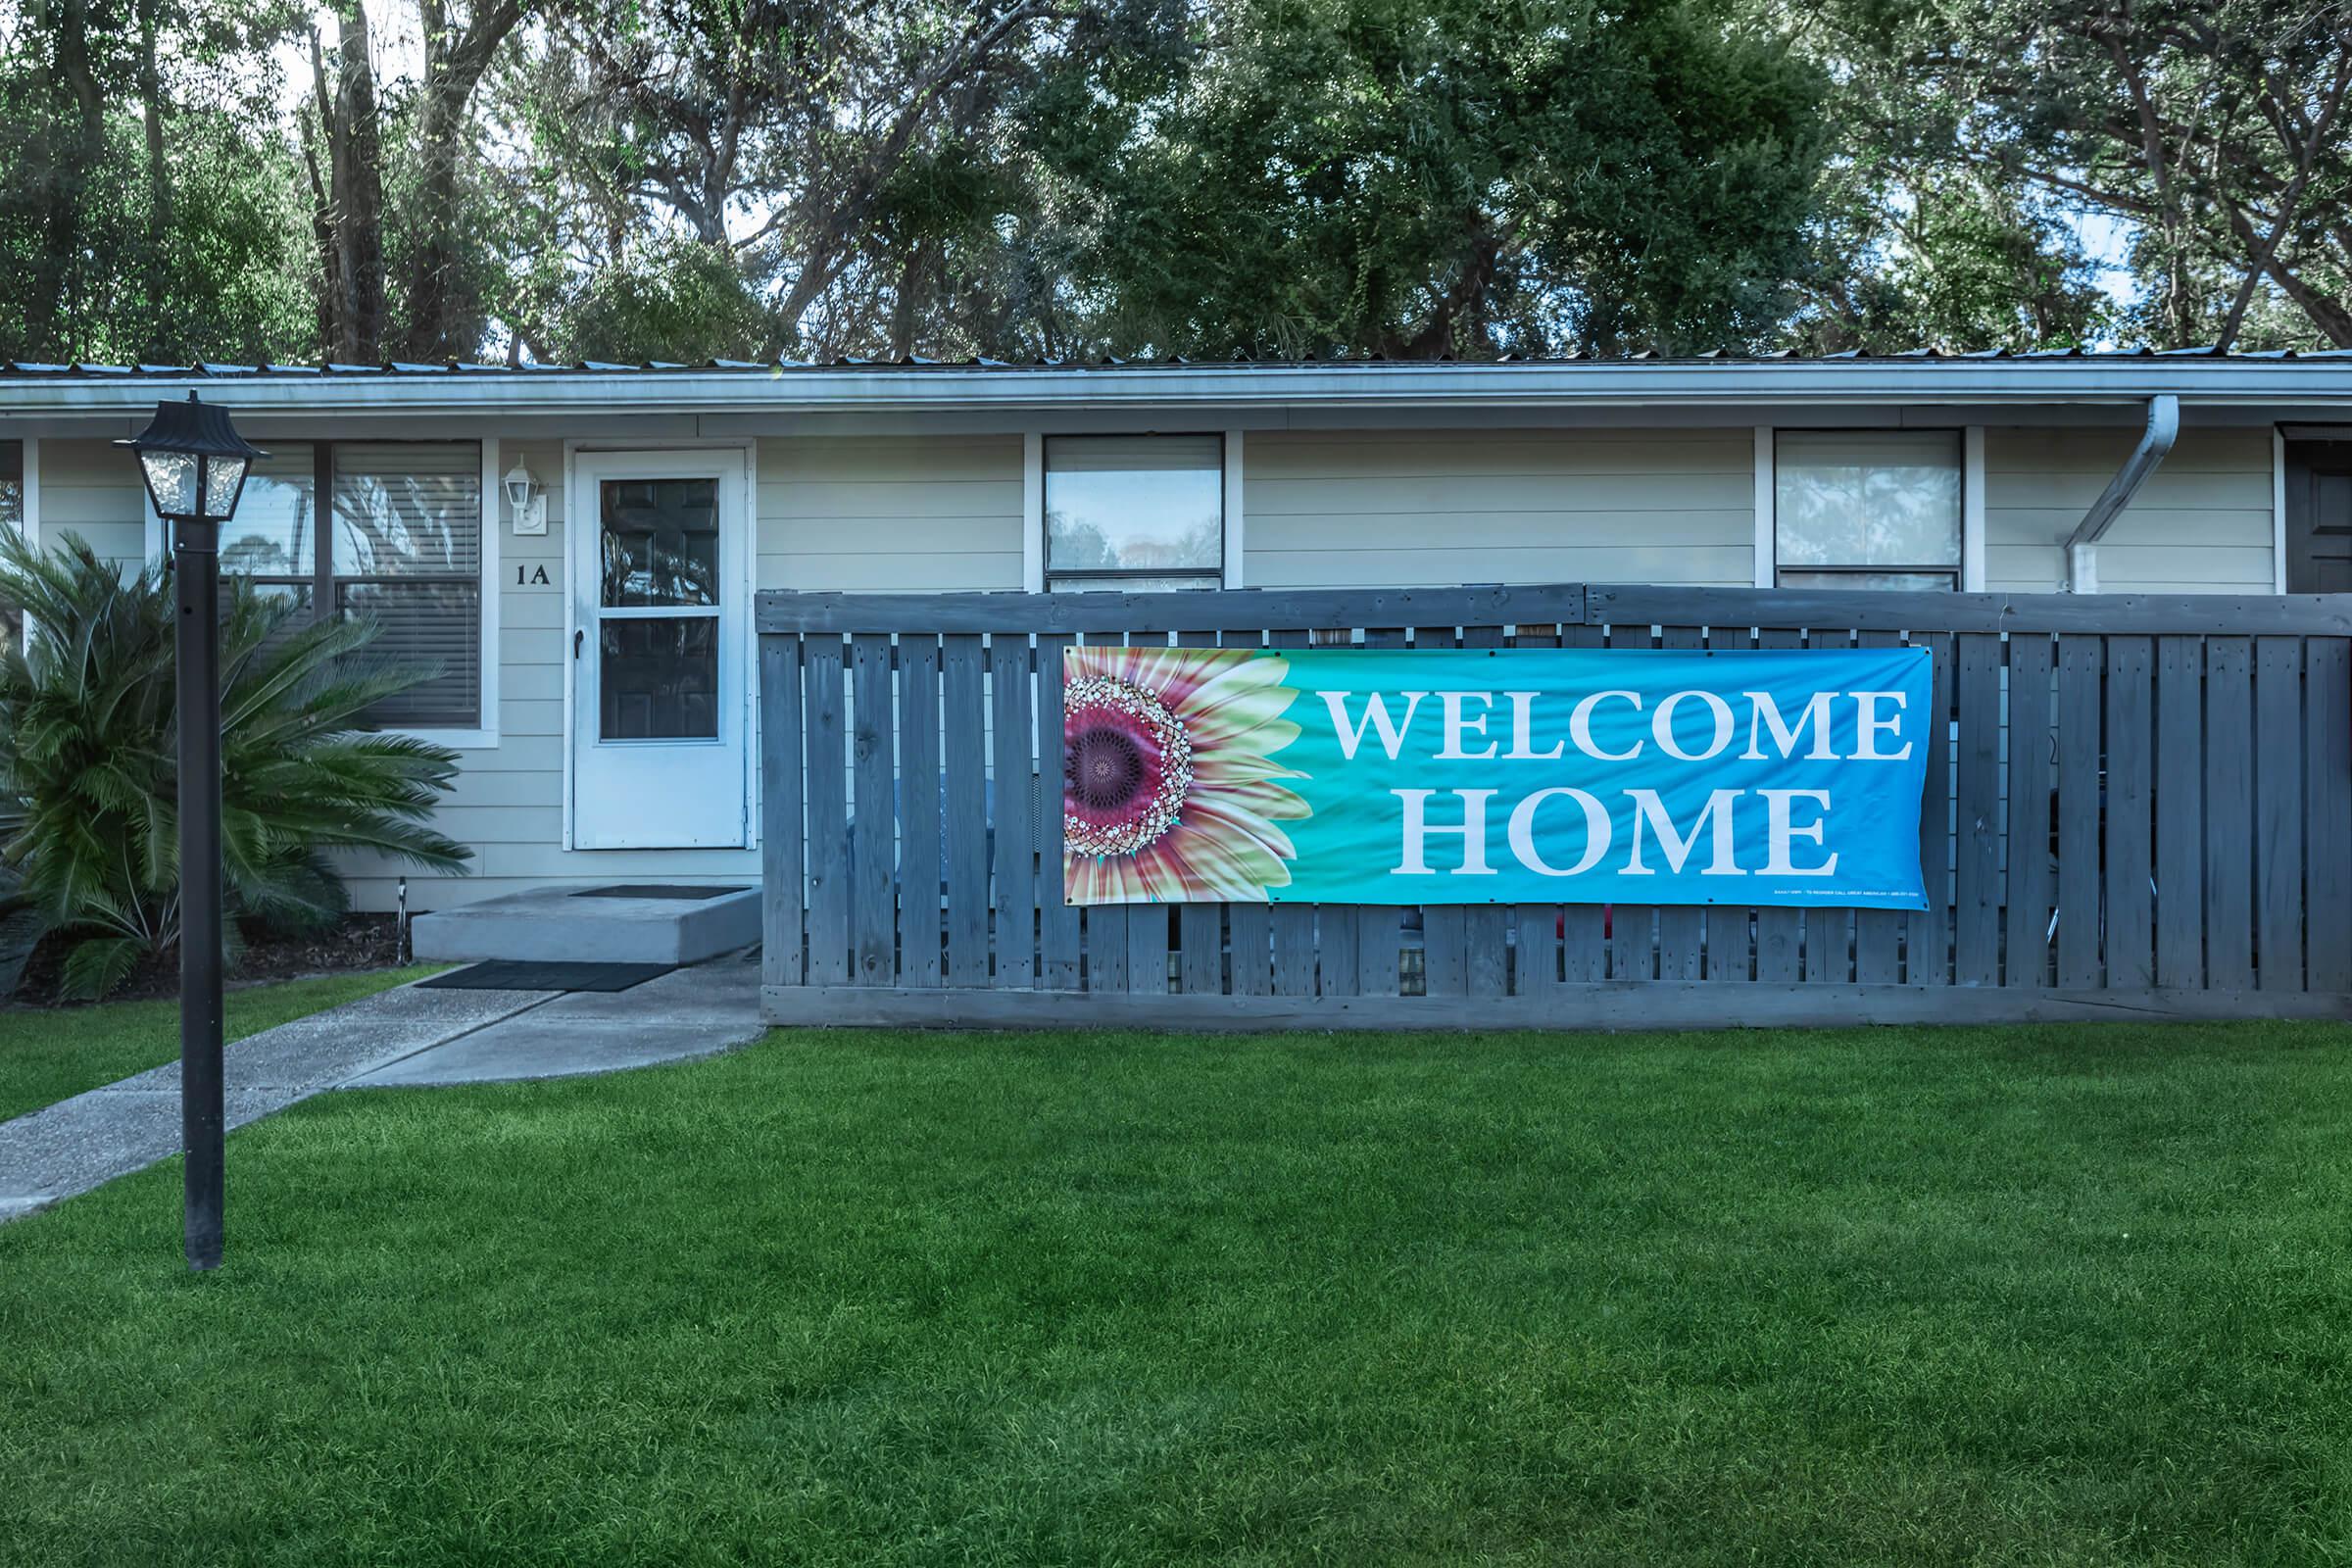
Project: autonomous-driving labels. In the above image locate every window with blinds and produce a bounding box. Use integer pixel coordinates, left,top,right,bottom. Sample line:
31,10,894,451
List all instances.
1775,431,1962,591
218,440,483,729
1,441,20,657
1044,434,1224,591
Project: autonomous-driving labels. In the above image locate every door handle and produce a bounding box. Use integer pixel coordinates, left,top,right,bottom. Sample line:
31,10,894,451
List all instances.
574,627,585,660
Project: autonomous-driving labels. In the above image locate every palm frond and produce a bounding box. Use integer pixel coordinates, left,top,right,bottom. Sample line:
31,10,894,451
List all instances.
0,535,474,997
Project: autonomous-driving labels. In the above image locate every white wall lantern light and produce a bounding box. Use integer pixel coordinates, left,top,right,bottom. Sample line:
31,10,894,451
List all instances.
504,459,547,535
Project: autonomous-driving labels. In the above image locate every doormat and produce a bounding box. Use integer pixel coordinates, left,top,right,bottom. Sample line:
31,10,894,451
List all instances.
569,884,753,901
418,961,677,993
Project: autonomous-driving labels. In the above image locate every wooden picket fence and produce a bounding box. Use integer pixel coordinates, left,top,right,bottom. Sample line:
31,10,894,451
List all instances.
757,583,2352,1029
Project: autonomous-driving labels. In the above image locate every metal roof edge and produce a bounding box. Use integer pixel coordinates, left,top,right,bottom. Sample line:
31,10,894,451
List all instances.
0,357,2346,417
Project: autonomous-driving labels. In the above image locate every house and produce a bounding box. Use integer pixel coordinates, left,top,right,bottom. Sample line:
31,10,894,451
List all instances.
0,352,2346,919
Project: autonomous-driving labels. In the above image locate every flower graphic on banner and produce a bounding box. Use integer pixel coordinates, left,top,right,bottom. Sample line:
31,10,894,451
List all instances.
1062,646,1309,903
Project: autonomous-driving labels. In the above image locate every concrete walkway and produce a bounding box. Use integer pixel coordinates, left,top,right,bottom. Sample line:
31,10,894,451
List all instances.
0,948,763,1223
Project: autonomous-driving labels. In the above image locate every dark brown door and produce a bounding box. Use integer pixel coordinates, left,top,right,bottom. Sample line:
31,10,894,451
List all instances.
2284,439,2352,593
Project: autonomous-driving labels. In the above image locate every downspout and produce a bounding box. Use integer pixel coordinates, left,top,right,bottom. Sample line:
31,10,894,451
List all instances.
2065,394,2180,591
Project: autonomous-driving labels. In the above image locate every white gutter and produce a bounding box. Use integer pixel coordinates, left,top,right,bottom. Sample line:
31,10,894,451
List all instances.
2065,394,2180,592
0,361,2345,420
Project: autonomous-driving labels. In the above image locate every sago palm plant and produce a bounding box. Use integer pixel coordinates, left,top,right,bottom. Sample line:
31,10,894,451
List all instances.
0,531,470,998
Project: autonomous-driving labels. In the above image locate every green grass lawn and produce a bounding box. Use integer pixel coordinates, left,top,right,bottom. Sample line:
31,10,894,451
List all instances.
4,1021,2351,1566
0,965,444,1124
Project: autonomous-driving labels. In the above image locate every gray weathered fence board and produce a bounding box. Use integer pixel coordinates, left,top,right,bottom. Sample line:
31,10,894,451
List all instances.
849,634,897,985
1749,625,1796,982
802,636,851,988
2202,638,2256,990
2004,634,2054,988
940,634,991,988
765,584,2352,639
1954,633,2003,986
1652,626,1708,982
1354,626,1408,996
760,583,1591,635
1415,622,1470,998
990,633,1039,988
1265,628,1320,997
2103,636,2155,990
1126,905,1169,996
2306,638,2352,994
2153,636,2202,990
759,631,805,989
1587,585,2352,637
1461,624,1512,999
1035,634,1082,992
1080,631,1130,995
765,982,2352,1033
1913,632,1955,985
1851,628,1906,984
1510,621,1565,995
760,584,2352,1030
1174,631,1223,994
2255,638,2304,993
2055,635,2103,990
1803,626,1855,985
1558,623,1608,983
896,636,944,990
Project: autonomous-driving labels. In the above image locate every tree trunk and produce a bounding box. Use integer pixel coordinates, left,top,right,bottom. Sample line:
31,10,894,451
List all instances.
137,0,172,360
318,0,387,364
403,0,526,361
27,0,107,357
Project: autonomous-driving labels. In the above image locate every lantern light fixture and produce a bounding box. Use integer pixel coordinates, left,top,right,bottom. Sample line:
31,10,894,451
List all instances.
504,459,546,535
118,391,268,544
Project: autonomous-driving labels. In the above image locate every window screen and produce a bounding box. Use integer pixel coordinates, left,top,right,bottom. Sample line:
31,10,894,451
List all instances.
331,444,482,728
1775,431,1962,591
215,440,483,730
1,441,20,657
1045,435,1223,591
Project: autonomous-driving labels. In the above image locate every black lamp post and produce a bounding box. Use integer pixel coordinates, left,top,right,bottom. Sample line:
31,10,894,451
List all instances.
119,393,265,1272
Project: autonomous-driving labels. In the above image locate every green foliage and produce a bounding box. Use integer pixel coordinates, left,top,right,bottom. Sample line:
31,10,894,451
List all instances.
0,533,469,1000
552,233,774,364
1035,0,1830,358
0,22,316,365
2,0,2349,365
1804,0,2352,349
1789,167,2119,353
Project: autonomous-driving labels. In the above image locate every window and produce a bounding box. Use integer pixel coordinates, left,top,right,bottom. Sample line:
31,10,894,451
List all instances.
1,441,20,656
1775,431,1962,591
1044,435,1223,591
219,440,484,729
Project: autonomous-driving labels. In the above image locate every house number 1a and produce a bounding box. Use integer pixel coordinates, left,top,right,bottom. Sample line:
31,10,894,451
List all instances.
515,565,552,586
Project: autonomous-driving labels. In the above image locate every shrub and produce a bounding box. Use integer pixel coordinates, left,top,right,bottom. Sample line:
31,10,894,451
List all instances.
0,531,470,999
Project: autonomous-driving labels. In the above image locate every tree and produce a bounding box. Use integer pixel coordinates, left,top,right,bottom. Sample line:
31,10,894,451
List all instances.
1812,0,2352,349
507,0,1183,360
402,0,532,358
1033,0,1829,359
0,0,315,364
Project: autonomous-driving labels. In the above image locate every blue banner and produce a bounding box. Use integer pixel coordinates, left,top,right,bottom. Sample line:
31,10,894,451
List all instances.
1061,645,1933,908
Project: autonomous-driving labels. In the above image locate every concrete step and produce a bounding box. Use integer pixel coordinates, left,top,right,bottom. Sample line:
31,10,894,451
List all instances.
413,884,760,965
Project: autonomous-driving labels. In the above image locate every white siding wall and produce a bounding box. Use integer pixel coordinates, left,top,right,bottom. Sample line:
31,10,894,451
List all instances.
1984,427,2276,594
757,434,1024,591
33,439,148,566
1244,428,1757,588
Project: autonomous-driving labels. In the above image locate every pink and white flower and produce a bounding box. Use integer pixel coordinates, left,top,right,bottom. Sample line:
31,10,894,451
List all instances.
1062,645,1308,904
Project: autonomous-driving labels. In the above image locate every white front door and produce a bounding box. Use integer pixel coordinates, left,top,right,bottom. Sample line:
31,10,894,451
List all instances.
569,449,750,849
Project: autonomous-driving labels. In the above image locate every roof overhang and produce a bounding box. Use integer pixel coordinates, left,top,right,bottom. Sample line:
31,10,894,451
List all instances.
1,358,2348,435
